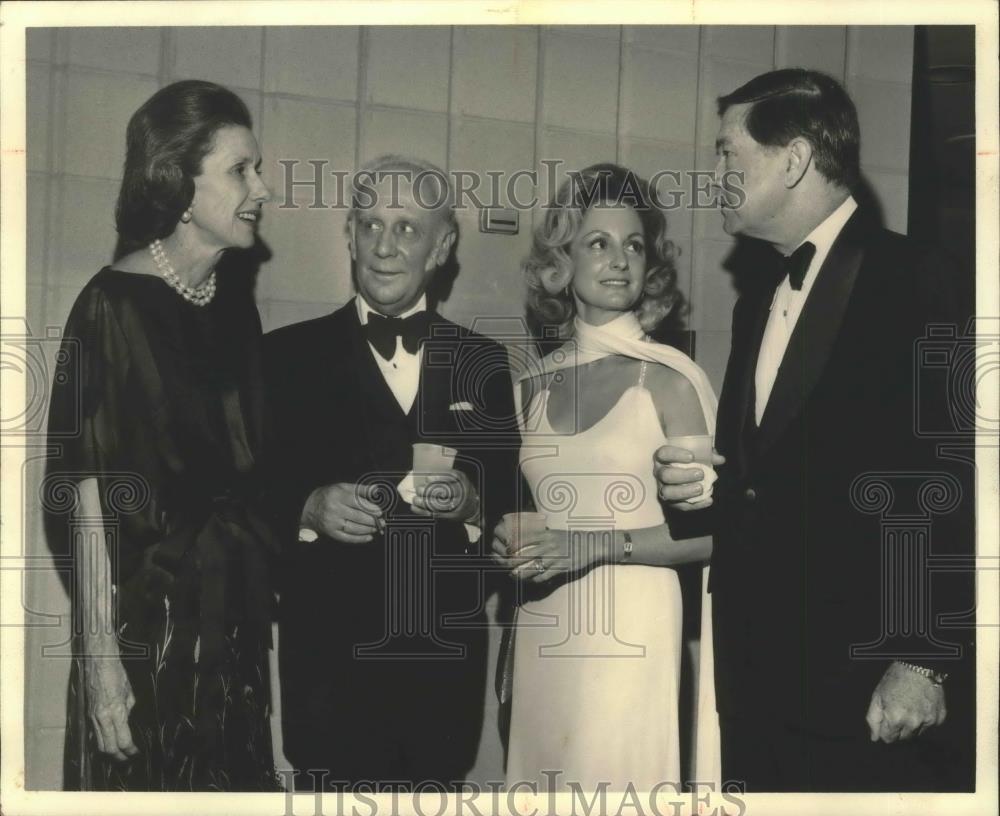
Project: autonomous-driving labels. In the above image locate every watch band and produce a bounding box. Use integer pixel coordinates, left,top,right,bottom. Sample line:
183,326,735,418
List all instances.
895,660,948,685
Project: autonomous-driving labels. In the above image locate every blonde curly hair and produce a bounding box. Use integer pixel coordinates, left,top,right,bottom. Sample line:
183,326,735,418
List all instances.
524,163,685,337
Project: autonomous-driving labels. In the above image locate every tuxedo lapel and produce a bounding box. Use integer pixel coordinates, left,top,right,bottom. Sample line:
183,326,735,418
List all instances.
755,210,867,456
733,285,775,463
416,314,458,436
334,305,398,474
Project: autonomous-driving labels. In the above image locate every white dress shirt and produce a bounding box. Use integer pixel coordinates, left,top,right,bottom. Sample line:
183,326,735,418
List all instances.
337,295,481,542
356,294,426,415
754,195,858,424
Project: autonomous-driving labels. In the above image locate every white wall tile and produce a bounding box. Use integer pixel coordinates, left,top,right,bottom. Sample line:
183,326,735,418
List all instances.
258,204,352,304
849,26,914,84
263,26,359,101
704,26,775,64
261,97,356,207
697,57,775,145
542,31,620,134
434,115,535,327
47,287,93,344
618,139,697,245
691,238,739,332
776,26,846,78
452,27,537,124
27,174,49,287
27,62,51,173
63,72,159,179
447,209,532,331
853,77,912,173
692,142,730,242
449,118,535,210
26,28,54,62
536,128,619,208
173,27,264,90
672,237,693,306
52,178,120,293
621,47,699,144
693,328,732,394
64,27,161,75
361,108,448,169
624,25,700,54
263,299,341,333
28,285,47,345
863,169,910,234
366,27,451,113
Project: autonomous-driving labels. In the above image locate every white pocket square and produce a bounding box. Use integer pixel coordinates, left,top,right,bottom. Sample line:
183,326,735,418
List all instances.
449,401,475,411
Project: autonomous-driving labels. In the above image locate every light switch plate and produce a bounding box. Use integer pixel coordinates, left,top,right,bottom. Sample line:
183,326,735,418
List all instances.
479,207,519,235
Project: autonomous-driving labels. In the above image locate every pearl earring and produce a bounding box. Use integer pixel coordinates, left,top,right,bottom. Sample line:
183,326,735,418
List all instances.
180,208,192,223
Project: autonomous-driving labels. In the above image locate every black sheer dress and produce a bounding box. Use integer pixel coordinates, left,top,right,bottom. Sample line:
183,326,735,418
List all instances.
45,267,281,791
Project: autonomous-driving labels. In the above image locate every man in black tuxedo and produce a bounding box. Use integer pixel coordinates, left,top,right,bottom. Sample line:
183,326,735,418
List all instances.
656,69,974,791
264,156,519,788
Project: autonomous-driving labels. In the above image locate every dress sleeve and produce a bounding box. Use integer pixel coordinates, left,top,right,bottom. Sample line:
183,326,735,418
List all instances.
44,280,132,575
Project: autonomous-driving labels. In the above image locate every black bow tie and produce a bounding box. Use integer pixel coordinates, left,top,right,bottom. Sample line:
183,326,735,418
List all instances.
364,310,430,361
780,241,817,291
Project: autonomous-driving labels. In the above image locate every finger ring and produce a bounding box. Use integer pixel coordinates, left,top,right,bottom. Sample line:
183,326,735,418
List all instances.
341,521,347,532
534,559,545,572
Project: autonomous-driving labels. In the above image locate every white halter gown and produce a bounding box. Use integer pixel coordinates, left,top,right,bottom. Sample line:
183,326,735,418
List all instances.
506,364,684,791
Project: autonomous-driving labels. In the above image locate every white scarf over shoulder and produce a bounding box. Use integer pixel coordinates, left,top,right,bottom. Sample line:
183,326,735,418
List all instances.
515,310,718,434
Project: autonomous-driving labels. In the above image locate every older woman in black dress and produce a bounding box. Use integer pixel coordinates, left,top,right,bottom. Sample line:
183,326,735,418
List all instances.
45,80,279,791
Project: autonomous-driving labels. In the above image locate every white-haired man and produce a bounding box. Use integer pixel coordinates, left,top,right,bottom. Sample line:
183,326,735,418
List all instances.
265,156,519,788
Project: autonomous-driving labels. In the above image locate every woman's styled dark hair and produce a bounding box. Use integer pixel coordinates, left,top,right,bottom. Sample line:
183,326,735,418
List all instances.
115,79,252,251
524,163,685,336
717,68,861,190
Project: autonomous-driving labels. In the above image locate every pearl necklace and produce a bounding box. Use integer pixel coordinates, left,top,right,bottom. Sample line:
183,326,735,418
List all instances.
149,239,216,306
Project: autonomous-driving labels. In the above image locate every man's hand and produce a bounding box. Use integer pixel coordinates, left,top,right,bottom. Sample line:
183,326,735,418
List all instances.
411,468,480,522
866,662,947,743
653,445,725,510
302,483,384,543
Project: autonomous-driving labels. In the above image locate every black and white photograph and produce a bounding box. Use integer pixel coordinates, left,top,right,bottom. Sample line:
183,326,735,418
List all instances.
1,2,996,815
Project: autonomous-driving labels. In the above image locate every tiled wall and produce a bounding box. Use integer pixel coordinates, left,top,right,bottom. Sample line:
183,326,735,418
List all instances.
23,24,914,789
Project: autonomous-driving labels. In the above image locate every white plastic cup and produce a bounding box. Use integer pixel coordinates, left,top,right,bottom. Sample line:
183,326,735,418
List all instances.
664,434,715,465
412,443,458,489
501,511,548,554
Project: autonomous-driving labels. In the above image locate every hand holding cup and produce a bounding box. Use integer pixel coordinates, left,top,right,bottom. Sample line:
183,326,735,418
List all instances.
654,435,724,510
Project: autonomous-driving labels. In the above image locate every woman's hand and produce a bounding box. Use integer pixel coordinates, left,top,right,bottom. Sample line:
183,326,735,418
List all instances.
83,654,139,762
494,525,612,583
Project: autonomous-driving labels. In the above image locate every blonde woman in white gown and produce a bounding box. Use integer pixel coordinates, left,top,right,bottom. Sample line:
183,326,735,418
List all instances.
493,164,720,792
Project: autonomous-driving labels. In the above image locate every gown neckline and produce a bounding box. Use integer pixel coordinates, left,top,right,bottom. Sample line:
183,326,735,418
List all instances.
538,384,663,439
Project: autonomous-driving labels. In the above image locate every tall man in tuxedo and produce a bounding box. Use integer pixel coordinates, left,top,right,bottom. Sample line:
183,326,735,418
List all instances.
265,156,519,787
656,69,974,791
